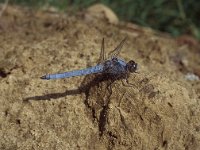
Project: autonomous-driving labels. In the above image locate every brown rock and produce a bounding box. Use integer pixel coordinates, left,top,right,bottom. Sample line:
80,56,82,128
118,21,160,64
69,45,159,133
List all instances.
86,4,119,24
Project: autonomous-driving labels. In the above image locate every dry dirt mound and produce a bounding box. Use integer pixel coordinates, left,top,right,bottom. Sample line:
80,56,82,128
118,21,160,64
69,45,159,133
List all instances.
0,5,200,150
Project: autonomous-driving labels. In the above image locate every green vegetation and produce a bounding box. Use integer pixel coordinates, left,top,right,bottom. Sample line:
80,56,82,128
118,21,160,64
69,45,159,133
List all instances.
2,0,200,39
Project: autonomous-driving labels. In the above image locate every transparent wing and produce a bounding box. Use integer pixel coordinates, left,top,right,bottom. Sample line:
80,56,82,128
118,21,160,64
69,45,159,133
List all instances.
98,38,106,64
108,37,127,58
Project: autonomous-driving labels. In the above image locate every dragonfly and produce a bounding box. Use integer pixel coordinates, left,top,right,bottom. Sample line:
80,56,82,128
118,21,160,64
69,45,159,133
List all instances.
40,37,138,82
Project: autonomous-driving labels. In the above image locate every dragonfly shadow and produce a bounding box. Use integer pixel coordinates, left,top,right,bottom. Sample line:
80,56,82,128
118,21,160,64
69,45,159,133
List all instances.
23,74,113,102
23,73,115,137
80,74,115,136
23,88,81,102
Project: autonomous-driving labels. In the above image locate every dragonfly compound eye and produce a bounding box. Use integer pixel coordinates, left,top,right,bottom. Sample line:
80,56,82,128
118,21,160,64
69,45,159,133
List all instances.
126,60,137,73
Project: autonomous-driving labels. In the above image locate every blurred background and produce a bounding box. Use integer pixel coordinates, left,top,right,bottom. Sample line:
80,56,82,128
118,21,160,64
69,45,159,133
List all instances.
1,0,200,40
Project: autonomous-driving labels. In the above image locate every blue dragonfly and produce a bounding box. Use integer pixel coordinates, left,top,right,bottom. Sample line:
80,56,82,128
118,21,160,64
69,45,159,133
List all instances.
40,37,138,82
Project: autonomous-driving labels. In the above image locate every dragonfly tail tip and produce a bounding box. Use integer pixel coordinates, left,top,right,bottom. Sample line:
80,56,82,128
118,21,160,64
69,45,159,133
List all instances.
40,75,47,80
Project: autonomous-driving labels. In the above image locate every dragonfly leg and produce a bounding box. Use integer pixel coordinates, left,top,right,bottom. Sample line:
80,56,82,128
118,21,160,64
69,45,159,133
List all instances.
118,91,126,107
111,82,125,107
107,80,115,97
121,74,137,88
115,107,129,130
121,79,133,87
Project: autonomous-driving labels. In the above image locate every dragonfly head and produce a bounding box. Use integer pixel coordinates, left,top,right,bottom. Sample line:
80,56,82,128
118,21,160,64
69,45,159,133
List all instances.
126,60,137,73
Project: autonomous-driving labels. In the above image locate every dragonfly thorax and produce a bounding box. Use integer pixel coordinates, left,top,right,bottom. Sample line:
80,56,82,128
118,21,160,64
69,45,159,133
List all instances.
102,58,127,76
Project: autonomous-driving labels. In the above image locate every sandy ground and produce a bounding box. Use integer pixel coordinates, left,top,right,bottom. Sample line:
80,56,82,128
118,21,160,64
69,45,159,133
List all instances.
0,5,200,150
